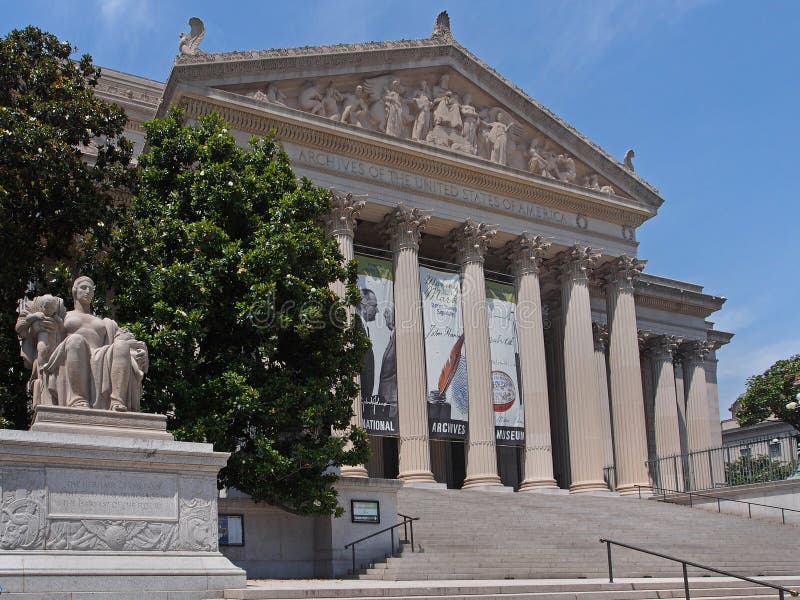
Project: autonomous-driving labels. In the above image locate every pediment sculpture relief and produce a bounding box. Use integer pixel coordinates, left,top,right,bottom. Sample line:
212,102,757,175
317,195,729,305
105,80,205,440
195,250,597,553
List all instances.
240,71,617,197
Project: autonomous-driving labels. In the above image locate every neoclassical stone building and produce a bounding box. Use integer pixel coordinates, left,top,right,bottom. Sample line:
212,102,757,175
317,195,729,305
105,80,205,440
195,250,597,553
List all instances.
95,14,731,495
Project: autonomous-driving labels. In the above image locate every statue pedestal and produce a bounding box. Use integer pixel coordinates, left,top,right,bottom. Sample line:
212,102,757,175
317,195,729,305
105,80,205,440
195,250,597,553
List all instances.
0,406,246,599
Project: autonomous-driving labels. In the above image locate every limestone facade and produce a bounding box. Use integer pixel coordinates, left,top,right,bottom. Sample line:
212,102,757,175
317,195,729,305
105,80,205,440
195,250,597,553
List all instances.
93,15,731,493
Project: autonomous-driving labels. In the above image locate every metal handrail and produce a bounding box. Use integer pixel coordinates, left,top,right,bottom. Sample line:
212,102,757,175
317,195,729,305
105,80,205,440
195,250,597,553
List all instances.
344,514,419,575
637,484,800,525
599,538,797,599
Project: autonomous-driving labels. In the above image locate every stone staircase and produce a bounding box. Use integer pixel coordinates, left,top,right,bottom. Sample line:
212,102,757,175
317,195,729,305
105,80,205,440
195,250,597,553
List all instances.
212,487,800,600
360,487,799,581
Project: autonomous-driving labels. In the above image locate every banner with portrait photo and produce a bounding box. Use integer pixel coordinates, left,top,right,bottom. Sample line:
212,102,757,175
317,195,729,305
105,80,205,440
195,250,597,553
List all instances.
486,281,524,446
420,266,468,440
356,255,398,437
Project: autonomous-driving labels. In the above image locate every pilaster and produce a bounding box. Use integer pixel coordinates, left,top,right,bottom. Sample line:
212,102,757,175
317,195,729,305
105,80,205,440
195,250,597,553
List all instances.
505,234,558,492
598,255,650,495
448,219,503,489
381,205,436,484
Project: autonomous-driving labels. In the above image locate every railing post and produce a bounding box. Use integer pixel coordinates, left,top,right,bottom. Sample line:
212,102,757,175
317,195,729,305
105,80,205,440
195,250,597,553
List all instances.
605,541,614,583
782,508,785,525
689,492,693,507
351,545,355,575
638,485,641,499
390,527,395,556
682,562,690,599
717,498,721,513
410,520,415,552
748,503,751,518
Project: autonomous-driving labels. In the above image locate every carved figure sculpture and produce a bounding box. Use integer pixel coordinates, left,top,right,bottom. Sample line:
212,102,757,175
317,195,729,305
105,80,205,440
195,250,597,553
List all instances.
321,82,342,120
16,277,148,411
16,295,66,400
459,93,479,154
178,17,205,56
299,82,324,116
528,138,550,177
432,91,462,130
554,154,577,183
340,85,370,127
484,112,515,166
264,83,287,106
411,81,433,142
383,80,407,137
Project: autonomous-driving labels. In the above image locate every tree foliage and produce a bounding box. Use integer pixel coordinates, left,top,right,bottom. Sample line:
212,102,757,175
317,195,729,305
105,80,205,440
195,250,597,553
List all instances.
735,354,800,433
106,109,369,515
0,27,132,428
724,454,794,486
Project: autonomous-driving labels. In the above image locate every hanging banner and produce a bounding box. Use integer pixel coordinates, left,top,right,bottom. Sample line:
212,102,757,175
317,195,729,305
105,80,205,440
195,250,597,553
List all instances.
420,266,468,440
356,255,398,437
487,282,525,446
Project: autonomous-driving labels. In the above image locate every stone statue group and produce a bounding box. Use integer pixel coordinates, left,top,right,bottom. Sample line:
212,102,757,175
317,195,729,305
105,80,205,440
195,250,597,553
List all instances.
248,73,615,195
15,277,148,412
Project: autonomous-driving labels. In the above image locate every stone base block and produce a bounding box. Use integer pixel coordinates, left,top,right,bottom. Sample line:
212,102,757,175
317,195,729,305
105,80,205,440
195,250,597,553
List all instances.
30,404,173,440
0,553,244,599
0,407,246,598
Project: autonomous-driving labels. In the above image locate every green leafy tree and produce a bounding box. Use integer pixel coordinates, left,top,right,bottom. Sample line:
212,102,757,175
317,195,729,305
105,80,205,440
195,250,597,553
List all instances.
0,27,132,428
107,109,369,515
735,355,800,432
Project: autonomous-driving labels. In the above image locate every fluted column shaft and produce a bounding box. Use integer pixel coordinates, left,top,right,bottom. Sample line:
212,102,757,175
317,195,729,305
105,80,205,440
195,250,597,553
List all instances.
507,234,558,491
592,323,615,470
602,256,650,495
324,191,368,478
647,336,683,490
683,341,712,454
557,246,609,493
382,206,435,484
449,220,502,489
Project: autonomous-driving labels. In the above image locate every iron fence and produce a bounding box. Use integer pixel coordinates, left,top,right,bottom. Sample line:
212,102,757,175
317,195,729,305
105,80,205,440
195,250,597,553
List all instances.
645,433,799,492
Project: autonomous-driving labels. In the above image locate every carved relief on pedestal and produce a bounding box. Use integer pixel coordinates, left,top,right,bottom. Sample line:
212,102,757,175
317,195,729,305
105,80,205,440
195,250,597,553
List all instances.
46,519,177,551
229,69,619,195
178,498,217,552
0,489,47,550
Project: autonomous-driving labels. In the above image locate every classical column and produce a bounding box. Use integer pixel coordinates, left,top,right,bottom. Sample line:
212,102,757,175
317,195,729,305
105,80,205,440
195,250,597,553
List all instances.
381,205,436,484
592,322,615,473
645,335,683,491
681,340,712,489
324,191,368,478
505,233,558,492
599,256,650,495
448,220,503,489
556,245,609,493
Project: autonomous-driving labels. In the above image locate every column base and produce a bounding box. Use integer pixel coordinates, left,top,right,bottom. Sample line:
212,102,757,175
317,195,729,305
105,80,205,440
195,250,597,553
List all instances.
340,464,369,478
616,483,652,497
462,474,504,490
519,479,567,494
398,469,437,485
569,479,611,494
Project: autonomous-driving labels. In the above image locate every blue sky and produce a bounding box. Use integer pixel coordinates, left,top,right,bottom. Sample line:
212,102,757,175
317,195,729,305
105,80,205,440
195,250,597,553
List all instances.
3,0,799,419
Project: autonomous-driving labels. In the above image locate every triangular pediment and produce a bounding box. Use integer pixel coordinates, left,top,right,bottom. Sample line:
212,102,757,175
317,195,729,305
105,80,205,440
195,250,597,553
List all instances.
166,29,662,210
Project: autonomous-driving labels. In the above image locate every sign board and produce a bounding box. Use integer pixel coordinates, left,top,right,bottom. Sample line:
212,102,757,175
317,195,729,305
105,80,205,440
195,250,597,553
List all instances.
351,499,380,524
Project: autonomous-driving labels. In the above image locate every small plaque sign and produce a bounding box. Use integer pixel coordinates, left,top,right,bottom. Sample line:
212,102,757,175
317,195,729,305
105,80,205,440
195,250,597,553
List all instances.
351,499,380,524
218,514,244,546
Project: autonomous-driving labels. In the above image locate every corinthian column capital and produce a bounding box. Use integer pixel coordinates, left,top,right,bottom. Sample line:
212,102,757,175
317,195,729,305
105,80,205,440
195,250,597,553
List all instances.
598,255,647,290
322,189,366,238
447,219,497,265
646,335,680,361
679,339,712,363
381,204,431,252
554,244,602,282
505,233,551,277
